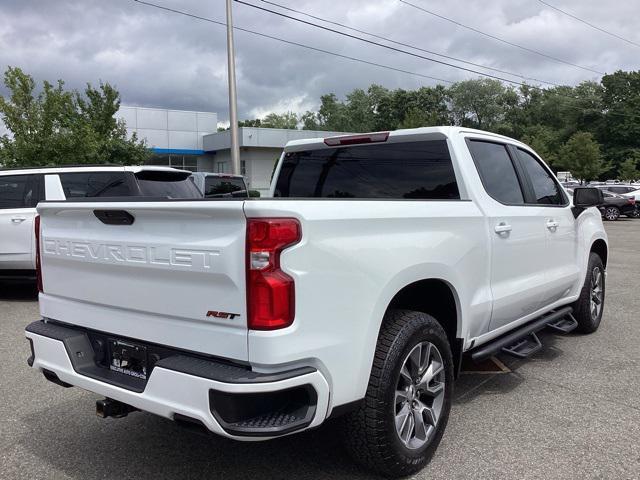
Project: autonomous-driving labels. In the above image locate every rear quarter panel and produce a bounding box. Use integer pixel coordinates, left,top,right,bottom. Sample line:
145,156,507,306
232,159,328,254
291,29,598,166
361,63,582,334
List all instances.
244,199,491,408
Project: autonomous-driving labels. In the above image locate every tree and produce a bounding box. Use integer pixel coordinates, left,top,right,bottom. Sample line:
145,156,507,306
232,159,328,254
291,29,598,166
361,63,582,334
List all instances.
448,79,513,130
0,66,149,168
261,112,298,129
618,153,640,181
559,132,609,182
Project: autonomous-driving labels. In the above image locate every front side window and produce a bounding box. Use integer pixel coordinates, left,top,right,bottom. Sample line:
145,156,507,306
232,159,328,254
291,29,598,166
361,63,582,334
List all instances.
516,149,566,205
59,172,133,198
468,140,524,204
0,174,39,209
274,140,459,199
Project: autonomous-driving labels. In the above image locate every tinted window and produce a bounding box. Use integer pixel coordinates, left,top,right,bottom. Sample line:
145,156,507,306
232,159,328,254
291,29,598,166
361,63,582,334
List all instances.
468,141,524,204
135,171,202,198
274,140,459,199
608,186,633,194
516,149,565,205
204,177,247,197
0,174,39,209
59,172,133,198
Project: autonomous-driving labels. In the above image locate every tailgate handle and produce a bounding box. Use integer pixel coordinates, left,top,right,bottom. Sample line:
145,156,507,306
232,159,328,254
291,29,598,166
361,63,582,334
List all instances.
94,210,135,226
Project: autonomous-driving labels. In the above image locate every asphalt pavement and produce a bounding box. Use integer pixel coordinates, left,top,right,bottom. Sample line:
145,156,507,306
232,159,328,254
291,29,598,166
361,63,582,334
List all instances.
1,220,639,479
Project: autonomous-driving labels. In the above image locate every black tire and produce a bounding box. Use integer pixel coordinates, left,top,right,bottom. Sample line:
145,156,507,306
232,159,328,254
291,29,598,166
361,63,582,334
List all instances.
341,310,454,477
571,253,605,334
603,206,620,221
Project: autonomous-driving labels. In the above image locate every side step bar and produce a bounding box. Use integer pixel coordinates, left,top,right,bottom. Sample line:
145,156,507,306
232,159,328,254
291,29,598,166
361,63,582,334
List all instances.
471,306,573,362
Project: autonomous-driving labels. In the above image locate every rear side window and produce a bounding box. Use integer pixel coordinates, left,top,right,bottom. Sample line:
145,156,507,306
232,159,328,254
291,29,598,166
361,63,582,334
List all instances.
59,172,133,198
468,141,524,204
0,174,39,209
204,177,247,197
516,149,566,205
135,171,202,199
274,140,459,199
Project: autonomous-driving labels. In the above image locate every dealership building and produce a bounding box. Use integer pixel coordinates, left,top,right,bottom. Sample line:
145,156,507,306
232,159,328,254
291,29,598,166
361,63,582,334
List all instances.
117,106,347,195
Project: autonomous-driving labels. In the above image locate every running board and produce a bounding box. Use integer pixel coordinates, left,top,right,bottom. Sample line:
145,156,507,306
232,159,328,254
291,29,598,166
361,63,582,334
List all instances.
546,314,578,334
471,306,573,363
501,333,542,358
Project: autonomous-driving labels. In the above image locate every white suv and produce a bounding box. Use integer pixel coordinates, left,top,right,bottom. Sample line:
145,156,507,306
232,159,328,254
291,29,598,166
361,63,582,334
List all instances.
0,165,200,280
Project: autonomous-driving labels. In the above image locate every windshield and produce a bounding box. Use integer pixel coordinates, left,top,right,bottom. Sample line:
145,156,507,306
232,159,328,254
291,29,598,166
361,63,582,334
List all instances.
58,172,134,198
135,171,202,199
204,176,247,197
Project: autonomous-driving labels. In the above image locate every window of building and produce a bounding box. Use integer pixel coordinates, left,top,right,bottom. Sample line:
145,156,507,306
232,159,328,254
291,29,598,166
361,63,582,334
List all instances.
216,162,229,173
147,154,198,172
468,140,524,205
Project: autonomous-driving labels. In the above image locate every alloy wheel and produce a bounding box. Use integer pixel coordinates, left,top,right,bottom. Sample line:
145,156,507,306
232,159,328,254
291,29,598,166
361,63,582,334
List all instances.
394,341,446,450
604,207,619,221
590,267,603,321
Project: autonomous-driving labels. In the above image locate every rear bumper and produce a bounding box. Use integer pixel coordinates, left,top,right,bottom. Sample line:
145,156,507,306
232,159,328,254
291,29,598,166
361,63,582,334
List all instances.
25,320,330,440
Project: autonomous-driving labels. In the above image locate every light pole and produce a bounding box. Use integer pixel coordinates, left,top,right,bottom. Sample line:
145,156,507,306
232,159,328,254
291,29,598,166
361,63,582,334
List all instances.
226,0,241,175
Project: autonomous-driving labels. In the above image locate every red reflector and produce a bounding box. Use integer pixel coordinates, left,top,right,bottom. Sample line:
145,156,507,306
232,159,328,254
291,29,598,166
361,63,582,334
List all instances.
246,218,301,330
34,214,43,293
323,131,389,146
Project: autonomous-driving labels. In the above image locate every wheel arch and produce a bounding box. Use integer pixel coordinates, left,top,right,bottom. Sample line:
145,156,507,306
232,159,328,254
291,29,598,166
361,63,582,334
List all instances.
590,238,608,269
384,278,464,376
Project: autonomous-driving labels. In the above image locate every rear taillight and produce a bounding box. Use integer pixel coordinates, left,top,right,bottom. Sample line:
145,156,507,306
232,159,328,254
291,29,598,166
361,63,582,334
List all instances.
34,214,43,293
628,198,635,205
246,218,301,330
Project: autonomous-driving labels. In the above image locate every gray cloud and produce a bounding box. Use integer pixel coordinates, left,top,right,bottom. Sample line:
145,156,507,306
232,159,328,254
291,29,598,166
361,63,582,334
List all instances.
0,0,638,124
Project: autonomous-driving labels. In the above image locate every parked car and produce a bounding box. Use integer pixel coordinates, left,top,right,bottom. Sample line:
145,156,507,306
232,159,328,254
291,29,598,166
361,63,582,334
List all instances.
592,185,640,218
25,127,607,477
0,165,200,281
190,172,248,198
567,188,636,220
601,191,637,220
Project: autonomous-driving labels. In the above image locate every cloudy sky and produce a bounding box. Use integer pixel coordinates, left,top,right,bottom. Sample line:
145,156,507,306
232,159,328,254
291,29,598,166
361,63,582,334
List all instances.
0,0,638,126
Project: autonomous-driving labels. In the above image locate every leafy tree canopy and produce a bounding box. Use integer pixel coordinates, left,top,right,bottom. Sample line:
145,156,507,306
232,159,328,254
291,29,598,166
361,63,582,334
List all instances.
0,66,150,168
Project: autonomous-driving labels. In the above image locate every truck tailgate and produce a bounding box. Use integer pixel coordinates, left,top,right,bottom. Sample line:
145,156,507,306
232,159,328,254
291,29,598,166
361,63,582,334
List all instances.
37,201,248,361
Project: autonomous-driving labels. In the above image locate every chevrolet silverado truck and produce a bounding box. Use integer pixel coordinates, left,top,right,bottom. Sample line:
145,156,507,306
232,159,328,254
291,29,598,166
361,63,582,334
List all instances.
25,127,608,477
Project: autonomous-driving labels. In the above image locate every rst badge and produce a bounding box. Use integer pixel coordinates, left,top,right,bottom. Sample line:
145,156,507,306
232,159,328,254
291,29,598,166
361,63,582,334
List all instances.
206,311,240,320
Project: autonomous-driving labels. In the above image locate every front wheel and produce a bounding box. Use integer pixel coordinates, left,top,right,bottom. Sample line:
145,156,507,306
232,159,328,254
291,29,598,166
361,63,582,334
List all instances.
604,206,620,221
342,310,453,477
572,253,606,333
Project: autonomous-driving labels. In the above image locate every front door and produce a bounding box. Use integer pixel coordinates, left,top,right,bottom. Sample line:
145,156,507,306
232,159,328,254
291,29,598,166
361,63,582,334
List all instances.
512,147,579,306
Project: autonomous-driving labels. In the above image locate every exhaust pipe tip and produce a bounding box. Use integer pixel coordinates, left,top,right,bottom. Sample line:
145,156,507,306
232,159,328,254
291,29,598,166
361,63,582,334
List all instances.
96,398,137,418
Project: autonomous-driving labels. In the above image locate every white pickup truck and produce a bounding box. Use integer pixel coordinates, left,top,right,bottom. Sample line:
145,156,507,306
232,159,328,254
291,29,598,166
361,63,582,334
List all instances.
25,127,607,477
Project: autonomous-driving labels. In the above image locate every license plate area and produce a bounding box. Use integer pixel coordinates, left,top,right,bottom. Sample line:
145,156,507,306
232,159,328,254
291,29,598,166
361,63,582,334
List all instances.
109,339,148,380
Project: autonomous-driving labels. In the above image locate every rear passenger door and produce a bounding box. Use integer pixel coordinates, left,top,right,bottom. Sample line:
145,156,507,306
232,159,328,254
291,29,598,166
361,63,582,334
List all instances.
467,140,548,331
513,147,579,306
0,174,42,270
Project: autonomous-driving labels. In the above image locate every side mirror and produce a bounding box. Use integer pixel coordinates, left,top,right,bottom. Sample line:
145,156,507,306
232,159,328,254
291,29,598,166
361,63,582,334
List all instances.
572,187,604,218
573,187,603,207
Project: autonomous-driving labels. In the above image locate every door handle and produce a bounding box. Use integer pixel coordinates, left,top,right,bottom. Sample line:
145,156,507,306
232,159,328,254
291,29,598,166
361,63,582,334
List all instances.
494,222,512,234
11,216,27,223
546,220,559,230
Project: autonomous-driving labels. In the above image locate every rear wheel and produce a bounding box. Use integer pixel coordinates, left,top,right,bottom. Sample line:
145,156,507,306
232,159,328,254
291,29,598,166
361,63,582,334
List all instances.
604,206,620,221
572,253,605,333
342,310,453,477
